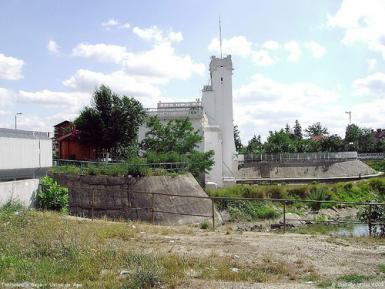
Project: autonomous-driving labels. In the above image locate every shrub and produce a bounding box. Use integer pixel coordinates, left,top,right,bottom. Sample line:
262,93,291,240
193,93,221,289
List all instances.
38,176,69,213
307,185,331,211
287,186,309,199
265,186,287,199
200,220,209,230
369,178,385,197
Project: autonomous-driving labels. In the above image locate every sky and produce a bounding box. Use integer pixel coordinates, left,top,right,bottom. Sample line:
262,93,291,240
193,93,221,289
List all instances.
0,0,384,143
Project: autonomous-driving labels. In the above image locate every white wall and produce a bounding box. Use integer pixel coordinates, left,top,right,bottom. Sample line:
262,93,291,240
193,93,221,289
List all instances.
0,137,52,170
204,125,223,186
0,179,39,207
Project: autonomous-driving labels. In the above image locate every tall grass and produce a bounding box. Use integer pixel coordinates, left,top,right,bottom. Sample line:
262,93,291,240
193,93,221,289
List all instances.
0,209,306,288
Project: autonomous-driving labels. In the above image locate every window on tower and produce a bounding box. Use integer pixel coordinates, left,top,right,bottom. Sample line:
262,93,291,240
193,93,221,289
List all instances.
221,77,223,83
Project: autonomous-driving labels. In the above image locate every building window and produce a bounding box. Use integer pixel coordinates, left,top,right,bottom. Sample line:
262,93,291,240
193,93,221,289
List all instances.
221,77,223,83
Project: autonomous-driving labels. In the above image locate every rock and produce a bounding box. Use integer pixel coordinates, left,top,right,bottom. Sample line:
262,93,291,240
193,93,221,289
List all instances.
236,223,263,232
230,267,240,273
278,213,306,226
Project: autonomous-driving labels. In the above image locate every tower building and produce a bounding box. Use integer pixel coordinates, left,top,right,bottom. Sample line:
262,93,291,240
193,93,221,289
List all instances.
138,55,238,187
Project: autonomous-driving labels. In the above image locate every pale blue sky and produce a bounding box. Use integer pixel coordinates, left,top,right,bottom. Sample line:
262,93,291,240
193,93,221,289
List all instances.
0,0,384,142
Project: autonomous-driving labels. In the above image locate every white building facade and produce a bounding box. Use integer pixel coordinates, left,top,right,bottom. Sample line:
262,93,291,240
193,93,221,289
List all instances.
138,55,237,187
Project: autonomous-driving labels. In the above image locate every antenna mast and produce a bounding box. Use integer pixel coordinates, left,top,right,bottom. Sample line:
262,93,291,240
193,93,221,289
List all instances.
345,111,352,124
219,16,223,59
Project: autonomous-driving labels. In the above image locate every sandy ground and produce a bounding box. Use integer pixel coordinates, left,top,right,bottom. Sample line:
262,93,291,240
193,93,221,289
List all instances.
132,225,385,288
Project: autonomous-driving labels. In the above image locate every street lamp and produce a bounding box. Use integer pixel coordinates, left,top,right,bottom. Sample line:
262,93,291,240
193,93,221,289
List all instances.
15,112,22,129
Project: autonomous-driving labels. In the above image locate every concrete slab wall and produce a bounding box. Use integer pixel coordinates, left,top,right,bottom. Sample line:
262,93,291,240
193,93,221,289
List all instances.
0,179,39,207
237,160,377,180
50,172,221,226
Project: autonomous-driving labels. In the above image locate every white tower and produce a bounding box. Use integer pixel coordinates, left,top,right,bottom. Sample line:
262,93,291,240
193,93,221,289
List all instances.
202,55,237,186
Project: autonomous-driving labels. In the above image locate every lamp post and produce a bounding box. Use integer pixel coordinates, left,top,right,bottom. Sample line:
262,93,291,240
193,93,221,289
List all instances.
15,112,22,129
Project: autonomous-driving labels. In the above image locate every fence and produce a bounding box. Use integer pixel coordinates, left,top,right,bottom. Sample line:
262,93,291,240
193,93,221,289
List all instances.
358,153,385,160
243,152,358,163
53,159,190,172
63,187,385,237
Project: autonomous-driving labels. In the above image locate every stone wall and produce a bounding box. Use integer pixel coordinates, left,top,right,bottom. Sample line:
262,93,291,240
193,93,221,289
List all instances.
50,172,220,226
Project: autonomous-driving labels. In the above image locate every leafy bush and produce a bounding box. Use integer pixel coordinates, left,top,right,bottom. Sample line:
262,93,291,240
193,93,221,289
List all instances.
217,200,279,221
369,178,385,197
307,185,331,211
200,220,209,230
38,176,69,213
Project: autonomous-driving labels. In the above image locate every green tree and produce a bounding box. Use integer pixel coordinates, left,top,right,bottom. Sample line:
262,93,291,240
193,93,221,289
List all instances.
305,122,328,138
75,85,145,159
320,134,345,152
264,130,297,153
245,134,263,154
293,120,303,140
345,124,361,144
233,125,243,152
141,116,214,177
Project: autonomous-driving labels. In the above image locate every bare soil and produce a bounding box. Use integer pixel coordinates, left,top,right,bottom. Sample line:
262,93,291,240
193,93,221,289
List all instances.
133,223,385,288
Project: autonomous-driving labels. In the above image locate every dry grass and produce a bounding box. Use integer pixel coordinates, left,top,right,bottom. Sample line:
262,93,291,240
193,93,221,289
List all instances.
0,208,314,288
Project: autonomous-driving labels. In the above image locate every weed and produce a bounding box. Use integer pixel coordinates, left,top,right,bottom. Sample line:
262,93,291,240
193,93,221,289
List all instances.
379,264,385,273
200,220,209,230
337,274,369,284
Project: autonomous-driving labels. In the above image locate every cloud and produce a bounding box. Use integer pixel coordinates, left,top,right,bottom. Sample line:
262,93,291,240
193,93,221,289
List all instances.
284,41,301,61
305,41,327,58
72,42,204,80
368,58,377,70
0,87,14,107
0,53,24,80
72,43,127,63
328,0,385,59
353,72,385,97
101,19,130,30
251,50,275,66
133,25,183,44
47,40,60,54
208,36,252,57
63,69,163,105
233,74,344,141
17,89,90,109
262,40,280,50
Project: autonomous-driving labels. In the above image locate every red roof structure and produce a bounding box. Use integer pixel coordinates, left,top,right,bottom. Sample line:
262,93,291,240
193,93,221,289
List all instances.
54,121,96,160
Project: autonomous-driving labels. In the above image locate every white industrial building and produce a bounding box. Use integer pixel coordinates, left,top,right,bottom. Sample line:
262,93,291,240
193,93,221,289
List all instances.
0,128,52,206
139,55,237,187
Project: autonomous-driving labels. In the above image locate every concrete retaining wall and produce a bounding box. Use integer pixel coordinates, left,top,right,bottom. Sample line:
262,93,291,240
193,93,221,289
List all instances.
50,172,220,226
0,179,39,207
237,160,377,180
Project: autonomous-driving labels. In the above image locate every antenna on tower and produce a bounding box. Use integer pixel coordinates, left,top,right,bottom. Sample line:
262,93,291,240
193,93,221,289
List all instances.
219,16,223,59
345,111,352,124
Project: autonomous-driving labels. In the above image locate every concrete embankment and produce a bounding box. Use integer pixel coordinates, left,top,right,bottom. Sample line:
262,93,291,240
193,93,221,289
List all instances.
50,172,221,226
237,159,381,184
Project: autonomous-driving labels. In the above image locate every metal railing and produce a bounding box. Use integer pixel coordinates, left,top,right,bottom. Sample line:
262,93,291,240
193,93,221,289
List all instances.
53,159,190,172
243,152,358,163
66,188,385,237
358,153,385,160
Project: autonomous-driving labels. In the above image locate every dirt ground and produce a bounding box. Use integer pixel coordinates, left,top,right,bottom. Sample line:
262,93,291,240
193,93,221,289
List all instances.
132,224,385,288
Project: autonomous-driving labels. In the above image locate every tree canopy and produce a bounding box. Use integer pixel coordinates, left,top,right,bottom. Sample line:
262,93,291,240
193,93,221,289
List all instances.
141,116,214,176
74,85,145,157
241,120,384,154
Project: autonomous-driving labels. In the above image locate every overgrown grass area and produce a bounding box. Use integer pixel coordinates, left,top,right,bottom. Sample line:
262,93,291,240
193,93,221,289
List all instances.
0,204,312,288
208,178,385,222
365,159,385,172
49,162,181,178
